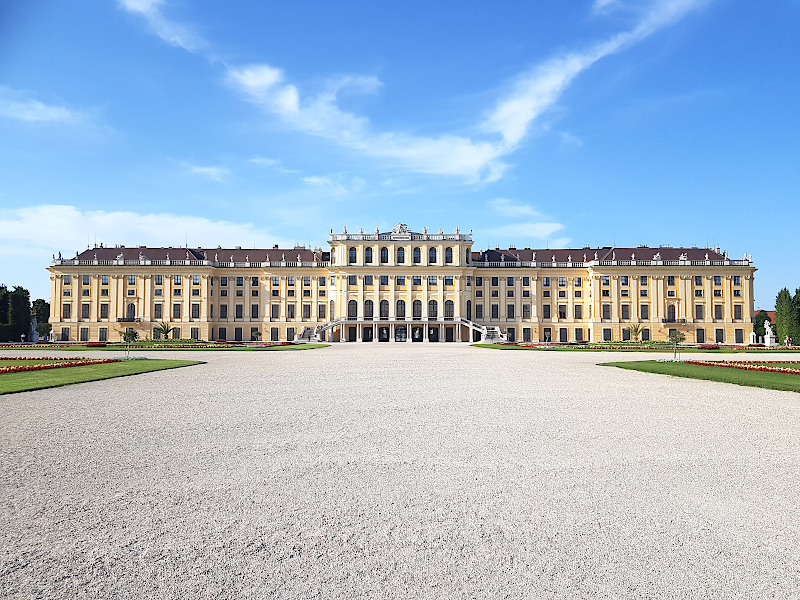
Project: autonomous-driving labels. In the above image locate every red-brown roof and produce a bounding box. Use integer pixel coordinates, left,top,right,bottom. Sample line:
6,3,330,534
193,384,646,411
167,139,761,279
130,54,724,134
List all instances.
74,246,331,262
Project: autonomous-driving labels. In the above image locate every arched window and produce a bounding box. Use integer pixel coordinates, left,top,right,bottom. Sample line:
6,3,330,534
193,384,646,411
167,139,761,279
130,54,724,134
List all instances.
396,299,406,318
445,300,454,319
429,247,437,264
397,247,405,264
380,247,388,263
380,299,389,319
428,299,438,318
466,300,472,320
348,299,357,318
413,247,421,264
126,303,136,319
413,299,422,319
364,299,373,319
445,247,453,264
349,247,357,264
365,247,373,264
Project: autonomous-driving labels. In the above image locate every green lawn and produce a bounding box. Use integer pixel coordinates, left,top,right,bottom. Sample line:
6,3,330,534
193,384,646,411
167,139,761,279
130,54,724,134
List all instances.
472,343,799,354
15,343,329,352
600,360,800,393
0,359,203,395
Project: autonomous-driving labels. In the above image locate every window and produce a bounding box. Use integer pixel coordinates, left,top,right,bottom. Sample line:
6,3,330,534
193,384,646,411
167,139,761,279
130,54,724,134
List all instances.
603,328,612,342
287,304,295,319
543,305,551,319
318,276,326,287
101,275,109,285
81,304,90,319
100,303,109,319
190,275,199,286
476,290,483,298
508,305,515,319
491,277,499,286
445,276,453,286
734,275,741,286
667,276,675,286
574,290,581,298
491,290,499,298
172,327,180,339
475,276,483,287
714,305,723,320
99,328,107,342
574,305,582,319
574,277,582,287
667,290,675,297
173,304,181,319
734,289,742,297
696,304,704,320
639,289,648,298
380,300,389,319
348,275,357,286
713,289,722,297
602,289,610,297
523,304,531,319
82,288,90,297
397,276,405,286
365,247,373,263
303,304,311,319
364,300,374,319
602,276,609,286
62,304,71,319
413,300,422,319
428,275,437,286
542,290,550,298
558,290,566,298
397,247,405,263
641,328,650,341
192,304,200,319
428,300,438,318
620,289,629,298
521,277,530,287
491,304,499,319
174,288,182,297
476,304,483,319
319,289,326,297
523,290,530,298
602,304,611,320
620,276,629,286
558,304,566,319
575,328,583,341
558,277,566,287
735,329,744,344
81,275,90,286
210,305,213,318
507,290,514,298
60,327,69,341
319,304,326,319
713,275,721,286
413,276,421,286
622,328,630,341
349,247,357,263
271,276,279,287
171,275,180,286
220,305,228,318
445,247,453,264
252,289,259,297
641,305,649,320
716,329,724,343
445,300,454,319
153,289,161,297
270,327,279,341
695,289,703,297
189,288,199,297
63,288,71,297
734,305,742,320
695,276,703,286
80,327,89,342
271,304,279,319
153,304,161,319
237,290,245,297
233,277,242,287
191,327,200,340
621,305,630,320
380,247,389,263
696,329,705,344
413,247,421,263
396,300,405,318
640,276,648,286
365,275,373,286
428,247,437,264
221,290,228,297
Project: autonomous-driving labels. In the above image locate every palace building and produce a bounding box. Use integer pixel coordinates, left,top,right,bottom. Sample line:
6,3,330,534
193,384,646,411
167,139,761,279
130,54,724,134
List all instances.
48,224,756,344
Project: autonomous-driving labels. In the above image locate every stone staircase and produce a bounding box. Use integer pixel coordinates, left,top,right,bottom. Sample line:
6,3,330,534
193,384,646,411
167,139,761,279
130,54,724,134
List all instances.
294,326,321,343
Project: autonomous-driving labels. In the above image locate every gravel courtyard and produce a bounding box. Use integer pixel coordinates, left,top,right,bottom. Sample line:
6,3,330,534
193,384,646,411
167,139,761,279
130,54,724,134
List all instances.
2,345,799,599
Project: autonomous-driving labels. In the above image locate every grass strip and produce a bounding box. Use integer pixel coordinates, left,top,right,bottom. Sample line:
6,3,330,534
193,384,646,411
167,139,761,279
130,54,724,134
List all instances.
600,360,800,393
5,343,330,352
472,343,799,353
0,359,203,395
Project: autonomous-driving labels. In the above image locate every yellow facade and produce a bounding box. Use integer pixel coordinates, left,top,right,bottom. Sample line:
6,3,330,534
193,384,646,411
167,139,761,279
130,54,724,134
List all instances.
48,224,755,344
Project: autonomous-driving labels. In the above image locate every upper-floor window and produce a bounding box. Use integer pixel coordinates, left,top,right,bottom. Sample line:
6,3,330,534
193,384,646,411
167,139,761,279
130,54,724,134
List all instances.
380,275,389,285
523,277,530,286
428,247,437,264
129,275,137,286
713,275,722,286
348,275,357,285
507,277,514,287
397,247,405,264
173,275,181,285
413,247,421,264
271,276,279,286
667,276,675,286
733,275,741,286
445,247,453,264
491,277,499,286
364,275,373,286
236,276,244,286
695,276,703,286
542,277,550,287
319,276,326,286
380,247,388,263
558,277,566,287
252,277,259,286
82,275,90,286
397,276,406,285
303,276,311,286
640,276,648,286
574,277,582,287
428,275,437,286
221,276,228,286
475,276,483,286
620,276,628,286
466,276,472,286
601,276,609,286
193,275,200,285
287,277,295,286
412,276,422,286
365,247,373,264
63,275,71,286
348,247,357,264
445,276,453,285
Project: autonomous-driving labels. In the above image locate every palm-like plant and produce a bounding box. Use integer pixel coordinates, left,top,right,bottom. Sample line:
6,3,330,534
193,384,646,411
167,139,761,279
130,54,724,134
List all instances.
628,323,643,342
154,321,174,341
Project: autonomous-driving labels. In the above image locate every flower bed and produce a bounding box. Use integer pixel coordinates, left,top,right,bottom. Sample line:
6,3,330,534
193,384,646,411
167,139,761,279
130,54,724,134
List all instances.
684,360,800,375
697,344,721,350
0,357,121,374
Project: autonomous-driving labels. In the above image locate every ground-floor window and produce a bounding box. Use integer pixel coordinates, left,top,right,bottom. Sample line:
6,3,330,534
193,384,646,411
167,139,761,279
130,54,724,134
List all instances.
99,327,107,342
250,327,259,341
696,328,705,343
319,304,326,319
80,327,89,342
523,327,531,342
395,325,407,342
735,328,744,344
235,327,243,341
575,327,583,341
219,327,227,340
641,328,650,341
60,327,69,341
622,328,630,341
507,328,515,342
172,327,181,339
271,327,279,341
716,328,724,343
191,327,200,340
287,327,295,341
603,328,612,341
543,327,552,342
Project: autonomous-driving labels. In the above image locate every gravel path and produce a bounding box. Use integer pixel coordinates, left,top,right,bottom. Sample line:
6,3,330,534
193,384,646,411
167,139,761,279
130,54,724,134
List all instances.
2,346,799,599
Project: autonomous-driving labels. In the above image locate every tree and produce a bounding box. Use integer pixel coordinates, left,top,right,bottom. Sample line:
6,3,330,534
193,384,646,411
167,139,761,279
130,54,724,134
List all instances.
775,288,800,345
0,286,31,342
153,322,174,340
119,328,139,358
627,323,643,342
753,310,769,339
32,298,51,339
668,329,686,359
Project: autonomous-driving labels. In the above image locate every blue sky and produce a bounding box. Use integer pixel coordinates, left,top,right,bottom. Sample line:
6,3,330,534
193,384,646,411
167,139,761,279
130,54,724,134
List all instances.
0,0,798,308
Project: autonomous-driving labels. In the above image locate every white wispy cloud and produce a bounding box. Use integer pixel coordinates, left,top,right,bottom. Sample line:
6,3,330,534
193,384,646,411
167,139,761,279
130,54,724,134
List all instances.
488,222,568,241
301,175,366,195
187,164,229,182
249,156,300,174
118,0,205,52
0,87,81,123
121,0,708,183
489,198,541,218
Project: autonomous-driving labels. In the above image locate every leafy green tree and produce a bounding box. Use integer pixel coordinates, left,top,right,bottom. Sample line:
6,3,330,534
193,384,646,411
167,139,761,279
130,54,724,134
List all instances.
0,286,31,341
775,288,800,345
668,329,686,359
119,328,139,358
32,299,51,339
752,310,769,339
153,322,174,340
